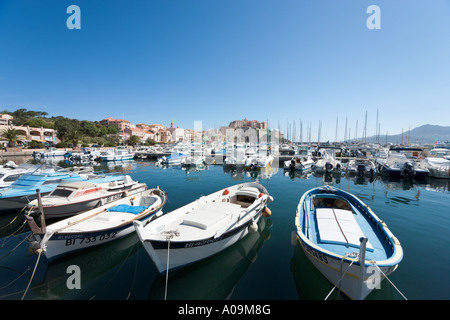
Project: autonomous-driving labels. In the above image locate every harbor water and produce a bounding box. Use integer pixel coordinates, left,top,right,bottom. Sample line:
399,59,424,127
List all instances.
0,159,449,300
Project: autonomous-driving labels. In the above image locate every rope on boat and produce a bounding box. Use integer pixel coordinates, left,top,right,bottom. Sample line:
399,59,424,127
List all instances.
21,250,42,300
373,263,408,300
324,252,358,300
163,230,179,300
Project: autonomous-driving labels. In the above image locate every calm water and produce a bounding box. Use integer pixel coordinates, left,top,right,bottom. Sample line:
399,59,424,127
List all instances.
0,159,449,300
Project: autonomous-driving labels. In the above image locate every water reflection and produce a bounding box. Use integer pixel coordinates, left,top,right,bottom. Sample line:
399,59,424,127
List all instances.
148,217,271,300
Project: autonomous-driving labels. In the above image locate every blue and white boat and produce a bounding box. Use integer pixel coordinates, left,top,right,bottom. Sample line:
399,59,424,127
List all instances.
28,187,167,261
294,186,403,300
0,167,89,213
156,152,189,166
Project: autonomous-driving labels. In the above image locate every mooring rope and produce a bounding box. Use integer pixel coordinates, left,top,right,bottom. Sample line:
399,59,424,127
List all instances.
324,253,357,300
373,263,408,300
21,250,42,300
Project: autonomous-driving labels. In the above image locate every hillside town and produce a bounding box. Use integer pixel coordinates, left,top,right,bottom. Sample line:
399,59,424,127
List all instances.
0,112,277,149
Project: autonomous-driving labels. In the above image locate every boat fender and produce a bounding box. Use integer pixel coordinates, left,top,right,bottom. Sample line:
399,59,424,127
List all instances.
290,231,298,247
262,205,271,218
249,221,258,234
223,189,230,195
258,193,264,198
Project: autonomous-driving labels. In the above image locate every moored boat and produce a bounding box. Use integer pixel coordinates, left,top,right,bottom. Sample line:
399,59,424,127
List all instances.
26,175,147,218
283,155,314,171
0,167,89,213
27,187,167,261
294,186,403,300
134,182,274,274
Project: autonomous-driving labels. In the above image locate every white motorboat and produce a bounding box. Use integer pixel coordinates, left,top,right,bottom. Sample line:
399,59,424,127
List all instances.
312,148,343,174
27,187,167,261
26,175,147,218
244,154,274,170
378,152,429,178
38,147,67,158
346,159,377,176
283,155,314,171
0,162,36,189
100,147,134,162
134,182,274,274
156,152,189,166
294,186,403,300
421,157,450,178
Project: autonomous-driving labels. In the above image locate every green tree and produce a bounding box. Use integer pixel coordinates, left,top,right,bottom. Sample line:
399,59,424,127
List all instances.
66,129,83,147
1,127,19,147
126,135,141,147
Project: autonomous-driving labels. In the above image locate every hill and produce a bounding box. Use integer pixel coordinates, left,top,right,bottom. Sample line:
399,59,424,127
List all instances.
369,124,450,145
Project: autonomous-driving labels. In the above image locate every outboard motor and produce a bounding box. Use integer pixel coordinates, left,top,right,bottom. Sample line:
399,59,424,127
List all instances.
402,162,415,177
290,159,295,170
325,162,333,173
357,164,366,176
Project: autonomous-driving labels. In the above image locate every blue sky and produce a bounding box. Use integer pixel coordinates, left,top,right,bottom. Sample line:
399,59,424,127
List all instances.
0,0,449,142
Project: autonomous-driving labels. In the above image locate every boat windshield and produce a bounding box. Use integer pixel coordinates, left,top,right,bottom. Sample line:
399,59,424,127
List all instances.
49,188,74,198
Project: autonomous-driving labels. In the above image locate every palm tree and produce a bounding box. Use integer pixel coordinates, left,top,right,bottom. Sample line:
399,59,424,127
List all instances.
66,129,83,148
1,127,19,147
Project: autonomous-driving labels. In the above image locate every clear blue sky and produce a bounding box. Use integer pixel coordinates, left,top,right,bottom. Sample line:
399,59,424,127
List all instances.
0,0,449,142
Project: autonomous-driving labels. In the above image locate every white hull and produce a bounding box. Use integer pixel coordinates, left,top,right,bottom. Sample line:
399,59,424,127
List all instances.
135,214,260,273
28,188,167,261
134,182,273,274
296,234,397,300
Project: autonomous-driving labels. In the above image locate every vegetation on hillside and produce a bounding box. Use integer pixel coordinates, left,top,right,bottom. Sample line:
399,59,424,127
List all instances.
1,108,156,148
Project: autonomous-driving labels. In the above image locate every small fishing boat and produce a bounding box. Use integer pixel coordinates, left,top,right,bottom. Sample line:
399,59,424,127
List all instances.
27,187,167,261
26,175,147,218
283,155,314,171
134,182,273,274
294,186,403,300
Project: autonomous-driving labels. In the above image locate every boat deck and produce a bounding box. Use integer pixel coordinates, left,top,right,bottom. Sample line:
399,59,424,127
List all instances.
49,195,161,234
300,193,392,261
150,201,249,242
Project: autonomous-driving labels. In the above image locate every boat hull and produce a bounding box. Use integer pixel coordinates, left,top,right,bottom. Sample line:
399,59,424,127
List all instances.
41,210,161,261
36,184,147,219
294,186,403,300
294,233,397,300
136,212,262,274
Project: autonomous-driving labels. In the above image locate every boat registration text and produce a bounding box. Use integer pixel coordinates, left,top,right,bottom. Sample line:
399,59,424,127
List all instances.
63,232,118,246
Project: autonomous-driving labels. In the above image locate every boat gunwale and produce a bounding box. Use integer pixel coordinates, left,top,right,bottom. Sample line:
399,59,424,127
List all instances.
295,186,403,268
47,188,168,237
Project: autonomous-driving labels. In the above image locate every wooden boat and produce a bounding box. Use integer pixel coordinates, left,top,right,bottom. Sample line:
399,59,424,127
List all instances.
134,182,273,274
27,188,167,261
26,175,147,219
294,186,403,300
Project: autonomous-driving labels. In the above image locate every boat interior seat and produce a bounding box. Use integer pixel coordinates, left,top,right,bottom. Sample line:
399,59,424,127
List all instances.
316,208,374,252
182,202,242,230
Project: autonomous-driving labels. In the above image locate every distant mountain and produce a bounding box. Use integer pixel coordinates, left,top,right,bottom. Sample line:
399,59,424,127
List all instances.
367,124,450,145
